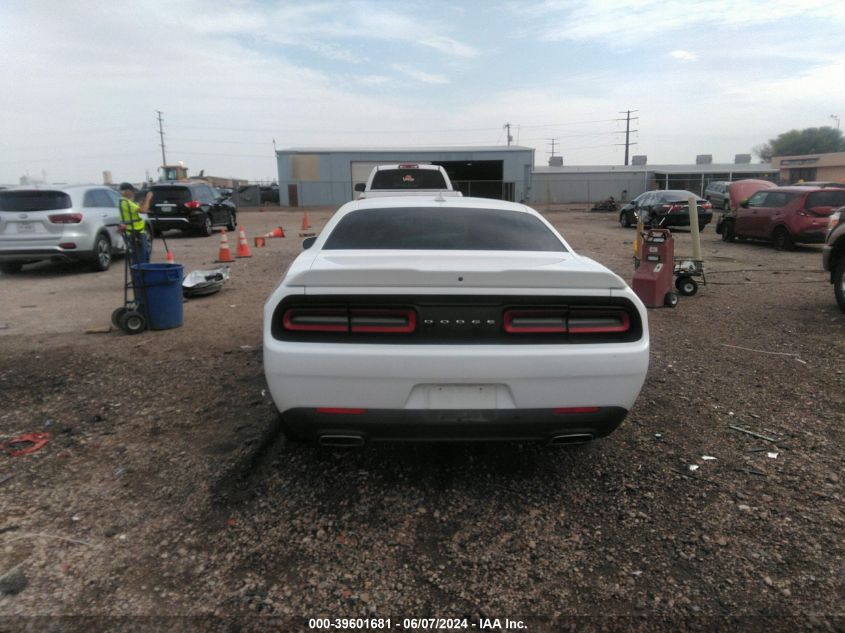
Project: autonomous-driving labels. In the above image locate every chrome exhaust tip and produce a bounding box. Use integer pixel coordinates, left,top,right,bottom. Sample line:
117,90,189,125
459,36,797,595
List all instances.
318,434,365,448
549,433,594,446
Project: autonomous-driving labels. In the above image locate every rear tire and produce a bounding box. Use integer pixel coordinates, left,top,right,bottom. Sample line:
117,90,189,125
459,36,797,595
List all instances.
834,257,845,313
721,220,735,242
676,276,698,296
111,307,128,328
199,213,213,237
772,226,794,251
226,211,237,232
89,233,112,272
664,292,679,308
0,262,23,274
619,212,631,228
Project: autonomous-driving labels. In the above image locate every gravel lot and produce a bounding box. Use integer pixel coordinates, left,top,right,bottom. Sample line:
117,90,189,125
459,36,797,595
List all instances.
1,205,843,632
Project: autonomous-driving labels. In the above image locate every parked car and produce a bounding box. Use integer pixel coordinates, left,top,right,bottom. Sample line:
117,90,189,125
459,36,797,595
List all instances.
719,186,845,250
354,164,461,199
259,185,280,204
147,182,236,236
624,190,712,229
263,196,650,445
822,206,845,312
0,185,129,273
704,181,731,210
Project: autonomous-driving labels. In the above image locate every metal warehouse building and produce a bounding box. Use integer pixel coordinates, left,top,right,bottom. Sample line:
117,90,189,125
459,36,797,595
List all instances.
275,146,535,207
533,161,777,204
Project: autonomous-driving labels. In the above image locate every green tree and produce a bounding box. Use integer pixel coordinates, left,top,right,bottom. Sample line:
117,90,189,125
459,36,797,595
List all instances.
755,126,845,161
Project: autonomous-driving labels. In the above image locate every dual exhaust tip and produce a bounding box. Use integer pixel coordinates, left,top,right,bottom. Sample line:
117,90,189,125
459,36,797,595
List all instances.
317,433,594,447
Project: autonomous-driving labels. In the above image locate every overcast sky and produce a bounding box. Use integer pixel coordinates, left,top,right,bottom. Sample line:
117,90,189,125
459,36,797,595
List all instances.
2,0,845,185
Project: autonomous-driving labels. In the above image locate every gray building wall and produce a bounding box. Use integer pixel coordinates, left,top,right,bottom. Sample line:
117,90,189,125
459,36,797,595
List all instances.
276,147,534,207
534,170,650,204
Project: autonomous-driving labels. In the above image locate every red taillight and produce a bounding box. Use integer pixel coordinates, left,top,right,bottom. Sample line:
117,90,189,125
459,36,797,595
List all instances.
282,308,348,332
58,242,77,249
554,407,600,414
49,213,83,224
282,307,416,334
702,202,712,210
316,408,367,415
350,309,416,333
504,309,567,333
184,200,201,209
668,204,683,213
568,311,631,334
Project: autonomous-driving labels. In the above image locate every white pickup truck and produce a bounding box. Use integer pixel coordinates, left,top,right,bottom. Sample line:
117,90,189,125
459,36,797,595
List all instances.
354,164,463,199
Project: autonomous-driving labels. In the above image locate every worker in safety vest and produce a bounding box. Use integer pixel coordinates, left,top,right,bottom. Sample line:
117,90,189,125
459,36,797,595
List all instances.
118,182,153,265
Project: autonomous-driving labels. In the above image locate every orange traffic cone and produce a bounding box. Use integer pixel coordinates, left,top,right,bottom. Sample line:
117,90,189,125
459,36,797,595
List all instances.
269,226,285,238
236,227,252,258
165,249,175,264
254,236,266,248
216,229,234,263
299,211,315,237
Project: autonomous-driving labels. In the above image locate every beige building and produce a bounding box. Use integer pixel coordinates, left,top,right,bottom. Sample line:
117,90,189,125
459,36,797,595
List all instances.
772,151,845,184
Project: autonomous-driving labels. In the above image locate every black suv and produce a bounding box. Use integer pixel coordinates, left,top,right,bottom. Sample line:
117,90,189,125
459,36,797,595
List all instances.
148,182,236,236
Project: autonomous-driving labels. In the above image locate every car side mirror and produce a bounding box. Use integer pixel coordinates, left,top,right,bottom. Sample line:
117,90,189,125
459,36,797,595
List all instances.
302,236,317,250
740,199,750,208
354,183,366,192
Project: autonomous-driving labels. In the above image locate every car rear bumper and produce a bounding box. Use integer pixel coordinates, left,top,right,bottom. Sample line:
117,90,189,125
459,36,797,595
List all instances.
282,406,628,443
655,212,713,227
0,246,90,262
823,243,833,272
263,338,649,440
148,215,197,228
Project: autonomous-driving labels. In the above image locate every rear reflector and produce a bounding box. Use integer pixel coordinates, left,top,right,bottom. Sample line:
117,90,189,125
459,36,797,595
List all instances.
504,310,567,333
49,213,83,224
282,307,416,334
58,242,77,249
316,408,367,415
554,407,600,414
568,311,630,334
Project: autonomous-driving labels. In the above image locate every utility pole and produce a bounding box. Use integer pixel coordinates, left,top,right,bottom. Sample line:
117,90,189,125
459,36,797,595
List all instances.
156,110,167,166
503,122,513,146
615,110,639,165
831,114,841,130
547,138,559,157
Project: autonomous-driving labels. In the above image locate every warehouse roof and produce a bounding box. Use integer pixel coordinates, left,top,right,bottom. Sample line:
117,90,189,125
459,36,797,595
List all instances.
278,146,533,154
535,162,775,175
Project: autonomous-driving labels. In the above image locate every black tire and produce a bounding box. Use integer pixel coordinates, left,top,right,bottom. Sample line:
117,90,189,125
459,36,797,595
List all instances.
89,233,112,272
226,211,237,232
0,261,23,274
111,307,128,328
772,226,794,251
119,310,146,335
664,292,679,308
619,212,631,228
723,199,730,211
199,213,213,237
721,220,735,242
834,257,845,313
676,276,698,296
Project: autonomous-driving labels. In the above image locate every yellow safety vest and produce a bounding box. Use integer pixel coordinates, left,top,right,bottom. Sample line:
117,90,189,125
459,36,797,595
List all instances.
119,198,145,232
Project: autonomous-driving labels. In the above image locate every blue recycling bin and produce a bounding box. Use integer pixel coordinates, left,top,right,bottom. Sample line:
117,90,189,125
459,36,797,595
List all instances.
130,263,184,330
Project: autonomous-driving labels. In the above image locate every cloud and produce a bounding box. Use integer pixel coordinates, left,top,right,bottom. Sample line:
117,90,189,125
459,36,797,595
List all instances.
670,50,698,62
358,75,391,86
391,64,451,85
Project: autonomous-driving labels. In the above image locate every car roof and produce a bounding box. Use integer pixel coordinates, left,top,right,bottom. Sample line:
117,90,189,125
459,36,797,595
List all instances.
3,184,108,193
374,164,442,171
765,186,836,194
654,190,703,197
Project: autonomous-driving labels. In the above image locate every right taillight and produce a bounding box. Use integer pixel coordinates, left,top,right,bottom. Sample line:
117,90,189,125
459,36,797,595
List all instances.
568,310,630,334
504,309,567,333
49,213,83,224
184,200,201,209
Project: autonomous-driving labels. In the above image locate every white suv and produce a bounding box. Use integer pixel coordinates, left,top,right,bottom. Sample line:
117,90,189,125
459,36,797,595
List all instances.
0,185,129,273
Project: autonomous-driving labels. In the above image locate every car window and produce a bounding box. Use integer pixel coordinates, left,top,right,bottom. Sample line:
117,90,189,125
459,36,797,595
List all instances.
807,190,845,208
198,186,216,204
105,189,120,206
371,169,448,190
152,187,192,203
764,192,796,208
323,207,567,252
83,189,114,207
0,190,72,211
746,191,768,206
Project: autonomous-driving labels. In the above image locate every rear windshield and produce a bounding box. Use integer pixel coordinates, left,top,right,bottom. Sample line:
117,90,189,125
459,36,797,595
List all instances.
0,191,72,212
151,187,192,203
807,190,845,207
658,192,703,203
371,169,448,190
323,207,566,251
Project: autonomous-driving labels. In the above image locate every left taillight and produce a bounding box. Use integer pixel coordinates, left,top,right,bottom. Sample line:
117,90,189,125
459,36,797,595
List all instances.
701,201,712,210
184,200,201,209
281,307,417,334
48,213,83,224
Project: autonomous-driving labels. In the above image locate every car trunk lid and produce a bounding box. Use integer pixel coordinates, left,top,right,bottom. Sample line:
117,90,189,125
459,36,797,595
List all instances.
0,190,74,238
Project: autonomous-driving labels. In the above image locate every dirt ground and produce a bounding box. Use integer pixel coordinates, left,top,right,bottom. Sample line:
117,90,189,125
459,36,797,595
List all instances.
0,204,843,633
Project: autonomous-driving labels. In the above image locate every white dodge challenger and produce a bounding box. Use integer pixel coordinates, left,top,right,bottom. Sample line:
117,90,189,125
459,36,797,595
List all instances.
263,196,649,446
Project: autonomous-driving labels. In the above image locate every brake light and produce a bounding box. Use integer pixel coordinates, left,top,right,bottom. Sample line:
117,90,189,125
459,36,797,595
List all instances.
184,200,201,209
554,407,600,414
316,408,367,415
349,309,416,333
668,204,683,213
504,309,567,333
282,308,348,332
281,307,417,334
49,213,83,224
398,164,419,169
701,202,712,210
568,310,630,334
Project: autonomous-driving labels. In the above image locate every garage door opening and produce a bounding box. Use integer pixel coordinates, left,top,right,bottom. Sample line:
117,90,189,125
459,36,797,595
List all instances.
434,160,512,200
